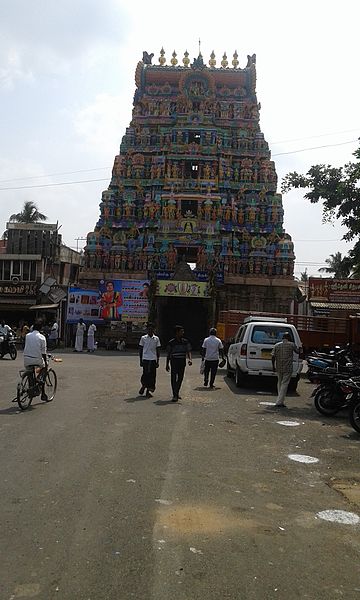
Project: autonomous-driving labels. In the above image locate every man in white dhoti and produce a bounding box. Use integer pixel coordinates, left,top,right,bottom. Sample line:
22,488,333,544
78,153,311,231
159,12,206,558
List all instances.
87,322,97,352
74,318,86,352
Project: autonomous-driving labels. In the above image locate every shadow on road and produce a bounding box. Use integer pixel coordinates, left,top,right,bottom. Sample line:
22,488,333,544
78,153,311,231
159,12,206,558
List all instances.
0,399,50,415
256,403,352,428
153,399,177,406
124,396,149,403
0,406,21,415
340,431,360,441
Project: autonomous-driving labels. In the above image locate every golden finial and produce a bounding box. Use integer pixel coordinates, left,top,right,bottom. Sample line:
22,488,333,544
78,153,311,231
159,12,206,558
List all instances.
232,50,239,69
171,50,178,66
209,50,216,68
159,47,166,66
221,52,228,68
183,50,190,67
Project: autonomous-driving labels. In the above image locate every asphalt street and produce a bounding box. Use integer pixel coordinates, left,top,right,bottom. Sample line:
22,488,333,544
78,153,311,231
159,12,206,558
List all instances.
1,351,360,600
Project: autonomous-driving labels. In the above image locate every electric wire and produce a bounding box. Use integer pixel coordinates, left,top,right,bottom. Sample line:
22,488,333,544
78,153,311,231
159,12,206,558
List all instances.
271,128,360,145
0,136,358,190
272,139,358,157
0,178,109,191
0,167,110,184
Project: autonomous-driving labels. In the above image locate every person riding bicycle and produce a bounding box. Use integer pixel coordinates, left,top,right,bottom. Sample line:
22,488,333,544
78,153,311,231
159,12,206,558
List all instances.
23,318,48,401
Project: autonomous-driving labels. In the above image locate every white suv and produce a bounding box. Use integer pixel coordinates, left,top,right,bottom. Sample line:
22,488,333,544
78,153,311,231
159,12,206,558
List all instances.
227,317,303,390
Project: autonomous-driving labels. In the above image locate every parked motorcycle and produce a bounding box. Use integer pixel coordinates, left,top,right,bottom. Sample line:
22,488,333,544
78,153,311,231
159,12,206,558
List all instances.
307,346,357,383
0,332,17,360
311,369,360,416
336,378,360,434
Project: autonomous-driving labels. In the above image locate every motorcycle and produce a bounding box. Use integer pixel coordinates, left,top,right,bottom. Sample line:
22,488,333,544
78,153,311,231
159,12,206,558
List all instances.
311,370,360,416
337,378,360,434
0,332,17,360
307,346,358,383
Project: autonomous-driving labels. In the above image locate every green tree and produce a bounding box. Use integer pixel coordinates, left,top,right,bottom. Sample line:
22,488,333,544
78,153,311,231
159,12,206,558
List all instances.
300,269,308,282
318,252,353,278
9,201,47,223
281,144,360,243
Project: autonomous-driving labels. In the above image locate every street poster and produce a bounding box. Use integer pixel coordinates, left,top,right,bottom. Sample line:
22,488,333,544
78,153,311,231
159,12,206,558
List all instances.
66,287,102,323
98,279,149,322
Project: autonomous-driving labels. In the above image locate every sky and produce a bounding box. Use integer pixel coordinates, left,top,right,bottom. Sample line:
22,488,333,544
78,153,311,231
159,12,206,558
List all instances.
1,0,359,279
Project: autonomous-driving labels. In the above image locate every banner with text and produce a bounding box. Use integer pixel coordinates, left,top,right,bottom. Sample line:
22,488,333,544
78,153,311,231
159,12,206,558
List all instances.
156,280,210,298
309,277,360,303
98,279,149,322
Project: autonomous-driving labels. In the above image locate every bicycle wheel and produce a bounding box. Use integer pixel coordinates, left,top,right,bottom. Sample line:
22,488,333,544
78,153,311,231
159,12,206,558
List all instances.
17,372,33,410
44,369,57,401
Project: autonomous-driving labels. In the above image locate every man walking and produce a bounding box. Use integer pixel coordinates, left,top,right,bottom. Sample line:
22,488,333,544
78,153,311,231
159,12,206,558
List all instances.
166,325,192,402
74,318,86,352
201,327,224,389
48,319,59,350
139,323,161,398
87,322,97,352
271,332,300,407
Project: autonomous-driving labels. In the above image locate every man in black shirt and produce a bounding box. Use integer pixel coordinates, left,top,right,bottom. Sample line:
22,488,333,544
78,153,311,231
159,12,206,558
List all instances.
166,325,192,402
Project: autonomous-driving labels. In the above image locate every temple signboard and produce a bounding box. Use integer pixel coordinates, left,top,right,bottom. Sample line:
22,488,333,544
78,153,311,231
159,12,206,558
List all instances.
156,280,210,298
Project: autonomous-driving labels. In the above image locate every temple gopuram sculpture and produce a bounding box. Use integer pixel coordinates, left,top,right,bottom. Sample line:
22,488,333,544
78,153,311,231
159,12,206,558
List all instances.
80,49,296,338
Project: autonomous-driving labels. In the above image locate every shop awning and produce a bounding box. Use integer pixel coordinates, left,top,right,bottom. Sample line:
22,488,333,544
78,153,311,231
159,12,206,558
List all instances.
311,301,360,310
29,303,59,310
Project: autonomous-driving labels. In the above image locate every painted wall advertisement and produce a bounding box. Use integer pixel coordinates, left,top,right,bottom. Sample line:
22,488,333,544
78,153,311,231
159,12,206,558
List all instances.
66,280,149,323
156,280,210,298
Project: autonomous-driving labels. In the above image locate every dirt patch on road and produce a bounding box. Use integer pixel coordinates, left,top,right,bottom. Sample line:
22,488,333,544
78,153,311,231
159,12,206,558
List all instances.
157,503,280,537
328,478,360,509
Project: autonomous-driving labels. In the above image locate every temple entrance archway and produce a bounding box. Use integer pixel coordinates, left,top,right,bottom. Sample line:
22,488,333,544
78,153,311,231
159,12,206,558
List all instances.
156,296,209,350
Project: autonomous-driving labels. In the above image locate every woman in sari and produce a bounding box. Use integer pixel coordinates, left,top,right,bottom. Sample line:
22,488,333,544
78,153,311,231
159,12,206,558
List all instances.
99,281,122,319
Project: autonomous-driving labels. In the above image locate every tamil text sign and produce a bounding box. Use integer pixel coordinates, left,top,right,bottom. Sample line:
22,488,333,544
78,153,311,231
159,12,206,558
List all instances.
309,277,360,303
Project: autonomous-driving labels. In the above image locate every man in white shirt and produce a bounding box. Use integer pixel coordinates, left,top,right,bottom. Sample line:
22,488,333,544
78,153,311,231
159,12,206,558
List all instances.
0,319,12,337
87,322,97,352
139,323,161,398
0,319,13,355
48,319,59,349
201,327,224,389
23,319,48,401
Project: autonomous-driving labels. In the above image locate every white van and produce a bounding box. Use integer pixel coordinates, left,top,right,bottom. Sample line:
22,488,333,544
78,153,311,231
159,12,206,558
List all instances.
227,317,303,390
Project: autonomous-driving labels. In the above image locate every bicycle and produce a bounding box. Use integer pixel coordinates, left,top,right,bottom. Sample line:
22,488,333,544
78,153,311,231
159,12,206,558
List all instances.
14,355,58,411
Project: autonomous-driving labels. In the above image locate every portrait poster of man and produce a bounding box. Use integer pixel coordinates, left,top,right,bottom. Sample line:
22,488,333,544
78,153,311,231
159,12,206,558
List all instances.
121,280,150,322
98,280,123,320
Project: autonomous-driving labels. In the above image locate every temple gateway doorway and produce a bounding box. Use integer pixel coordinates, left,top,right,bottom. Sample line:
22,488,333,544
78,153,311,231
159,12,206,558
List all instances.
156,296,209,350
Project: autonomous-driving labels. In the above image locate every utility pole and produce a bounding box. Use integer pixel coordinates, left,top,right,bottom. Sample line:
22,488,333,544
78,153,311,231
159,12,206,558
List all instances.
74,237,87,252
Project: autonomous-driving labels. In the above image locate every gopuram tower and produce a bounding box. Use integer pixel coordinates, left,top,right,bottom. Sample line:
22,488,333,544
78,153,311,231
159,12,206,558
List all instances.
81,49,296,346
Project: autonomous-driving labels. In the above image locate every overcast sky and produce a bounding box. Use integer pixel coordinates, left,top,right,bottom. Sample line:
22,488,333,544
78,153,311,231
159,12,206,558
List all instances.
1,0,359,278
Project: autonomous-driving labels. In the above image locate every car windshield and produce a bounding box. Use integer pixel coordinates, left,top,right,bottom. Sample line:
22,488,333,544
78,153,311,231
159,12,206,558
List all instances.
251,326,295,345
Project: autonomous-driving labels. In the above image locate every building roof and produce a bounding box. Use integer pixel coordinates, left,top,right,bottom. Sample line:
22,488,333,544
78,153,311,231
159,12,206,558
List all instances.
311,301,360,310
29,303,59,310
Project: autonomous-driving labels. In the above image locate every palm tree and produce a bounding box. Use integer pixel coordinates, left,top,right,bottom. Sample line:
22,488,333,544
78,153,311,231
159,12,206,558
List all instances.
300,269,308,282
319,252,353,279
9,201,47,223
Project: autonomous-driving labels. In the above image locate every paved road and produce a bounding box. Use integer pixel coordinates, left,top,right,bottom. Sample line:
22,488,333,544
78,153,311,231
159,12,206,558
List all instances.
1,351,360,600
